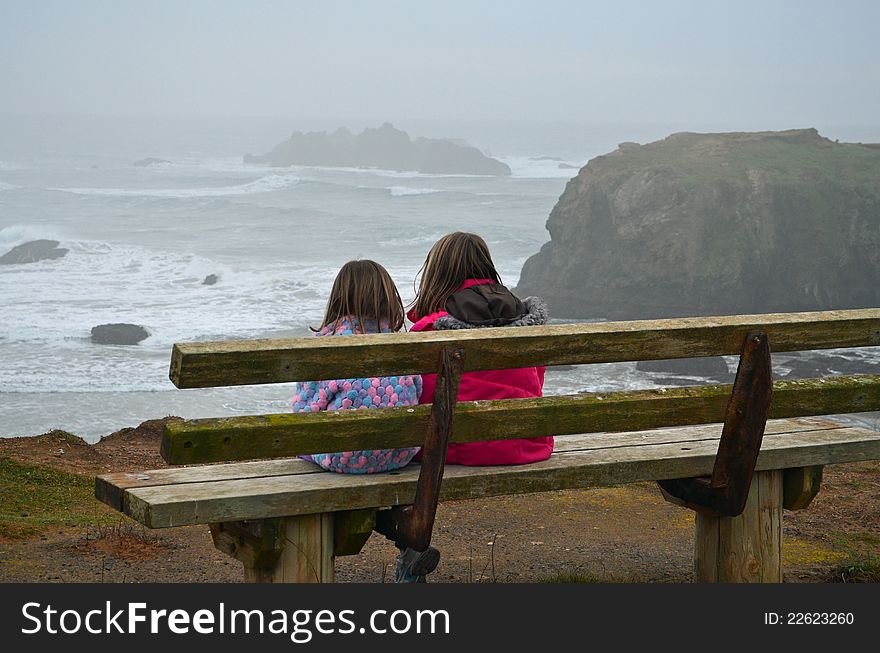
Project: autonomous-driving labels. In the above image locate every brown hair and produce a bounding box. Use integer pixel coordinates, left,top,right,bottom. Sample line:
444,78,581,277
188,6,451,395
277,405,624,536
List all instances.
409,232,502,321
315,260,405,333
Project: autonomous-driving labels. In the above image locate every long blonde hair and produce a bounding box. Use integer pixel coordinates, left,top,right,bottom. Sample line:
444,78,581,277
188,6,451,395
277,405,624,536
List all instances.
409,232,501,321
316,260,405,333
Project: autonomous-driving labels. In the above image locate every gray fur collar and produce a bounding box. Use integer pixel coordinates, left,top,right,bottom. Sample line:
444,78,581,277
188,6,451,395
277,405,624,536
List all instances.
433,296,548,330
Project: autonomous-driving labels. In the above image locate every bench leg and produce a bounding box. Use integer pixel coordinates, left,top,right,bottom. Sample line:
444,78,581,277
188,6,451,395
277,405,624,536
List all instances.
211,514,335,583
693,469,782,583
273,513,335,583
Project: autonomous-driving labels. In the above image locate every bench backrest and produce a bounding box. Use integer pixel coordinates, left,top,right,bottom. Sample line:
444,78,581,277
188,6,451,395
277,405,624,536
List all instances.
163,309,880,465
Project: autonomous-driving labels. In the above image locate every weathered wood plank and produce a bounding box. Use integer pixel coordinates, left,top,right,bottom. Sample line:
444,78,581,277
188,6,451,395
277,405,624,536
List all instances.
170,309,880,388
694,470,783,582
122,425,880,527
95,458,320,511
552,417,846,454
161,374,880,464
96,418,842,496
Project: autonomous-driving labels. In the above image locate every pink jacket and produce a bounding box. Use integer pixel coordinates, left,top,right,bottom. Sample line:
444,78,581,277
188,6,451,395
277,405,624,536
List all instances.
408,279,554,466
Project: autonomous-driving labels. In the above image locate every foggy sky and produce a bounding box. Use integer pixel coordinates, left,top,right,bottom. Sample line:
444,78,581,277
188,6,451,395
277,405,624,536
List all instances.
1,0,879,126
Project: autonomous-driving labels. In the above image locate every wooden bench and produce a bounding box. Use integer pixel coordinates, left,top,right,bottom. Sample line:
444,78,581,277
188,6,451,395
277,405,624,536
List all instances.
95,309,880,583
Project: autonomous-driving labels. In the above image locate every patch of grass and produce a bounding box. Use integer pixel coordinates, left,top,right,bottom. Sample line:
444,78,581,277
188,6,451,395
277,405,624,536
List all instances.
840,532,880,550
0,458,114,539
832,531,880,550
829,555,880,583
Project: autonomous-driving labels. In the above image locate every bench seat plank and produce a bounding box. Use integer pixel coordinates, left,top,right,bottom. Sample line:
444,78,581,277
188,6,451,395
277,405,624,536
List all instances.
96,458,322,512
100,420,880,528
99,416,845,502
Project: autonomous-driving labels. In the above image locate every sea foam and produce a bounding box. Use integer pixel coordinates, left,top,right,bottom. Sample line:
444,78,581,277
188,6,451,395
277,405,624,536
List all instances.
388,186,442,196
0,232,422,393
49,173,300,198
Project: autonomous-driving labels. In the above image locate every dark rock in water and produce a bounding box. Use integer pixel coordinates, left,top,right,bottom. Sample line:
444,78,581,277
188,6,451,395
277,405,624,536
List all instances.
558,163,580,169
778,354,880,380
244,122,511,176
202,274,219,286
637,356,733,382
640,375,718,388
0,239,68,265
516,129,880,319
133,157,171,167
91,323,150,345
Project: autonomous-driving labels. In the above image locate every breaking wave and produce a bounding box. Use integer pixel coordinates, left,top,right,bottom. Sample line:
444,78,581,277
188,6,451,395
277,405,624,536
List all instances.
50,173,300,198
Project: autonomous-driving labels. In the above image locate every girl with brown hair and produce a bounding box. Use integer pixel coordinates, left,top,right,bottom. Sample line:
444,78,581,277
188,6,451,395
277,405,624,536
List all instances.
292,259,440,581
408,232,553,465
291,259,420,473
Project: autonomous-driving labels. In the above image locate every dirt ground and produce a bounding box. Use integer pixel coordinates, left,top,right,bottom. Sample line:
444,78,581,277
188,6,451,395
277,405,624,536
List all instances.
0,418,877,583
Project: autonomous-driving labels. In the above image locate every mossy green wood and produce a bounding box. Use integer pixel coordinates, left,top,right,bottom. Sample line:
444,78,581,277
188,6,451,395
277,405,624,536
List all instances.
169,309,880,388
161,374,880,464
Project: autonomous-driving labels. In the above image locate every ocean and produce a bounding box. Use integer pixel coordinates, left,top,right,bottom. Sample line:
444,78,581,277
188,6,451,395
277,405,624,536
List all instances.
1,115,877,441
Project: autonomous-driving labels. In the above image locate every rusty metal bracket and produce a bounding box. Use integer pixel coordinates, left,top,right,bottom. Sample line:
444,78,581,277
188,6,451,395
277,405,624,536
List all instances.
658,331,773,517
375,347,464,555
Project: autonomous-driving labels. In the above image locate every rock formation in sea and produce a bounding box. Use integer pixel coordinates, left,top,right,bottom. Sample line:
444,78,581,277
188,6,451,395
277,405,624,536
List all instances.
90,323,150,345
776,352,880,380
516,129,880,319
636,356,732,383
244,122,511,176
0,240,69,265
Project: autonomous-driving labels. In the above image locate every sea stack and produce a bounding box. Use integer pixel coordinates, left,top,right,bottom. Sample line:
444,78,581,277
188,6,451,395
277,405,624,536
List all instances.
244,123,511,176
516,129,880,319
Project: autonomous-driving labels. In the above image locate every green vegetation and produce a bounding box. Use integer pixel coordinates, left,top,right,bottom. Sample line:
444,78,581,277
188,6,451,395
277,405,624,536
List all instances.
820,531,880,582
829,555,880,583
596,130,880,187
0,458,114,538
833,531,880,549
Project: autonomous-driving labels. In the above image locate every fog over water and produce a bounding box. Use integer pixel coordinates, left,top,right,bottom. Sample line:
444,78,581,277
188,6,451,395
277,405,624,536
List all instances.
1,2,879,439
3,1,879,125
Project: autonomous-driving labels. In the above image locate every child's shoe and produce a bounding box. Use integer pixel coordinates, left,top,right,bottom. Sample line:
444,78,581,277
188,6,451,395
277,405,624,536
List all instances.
394,545,440,583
